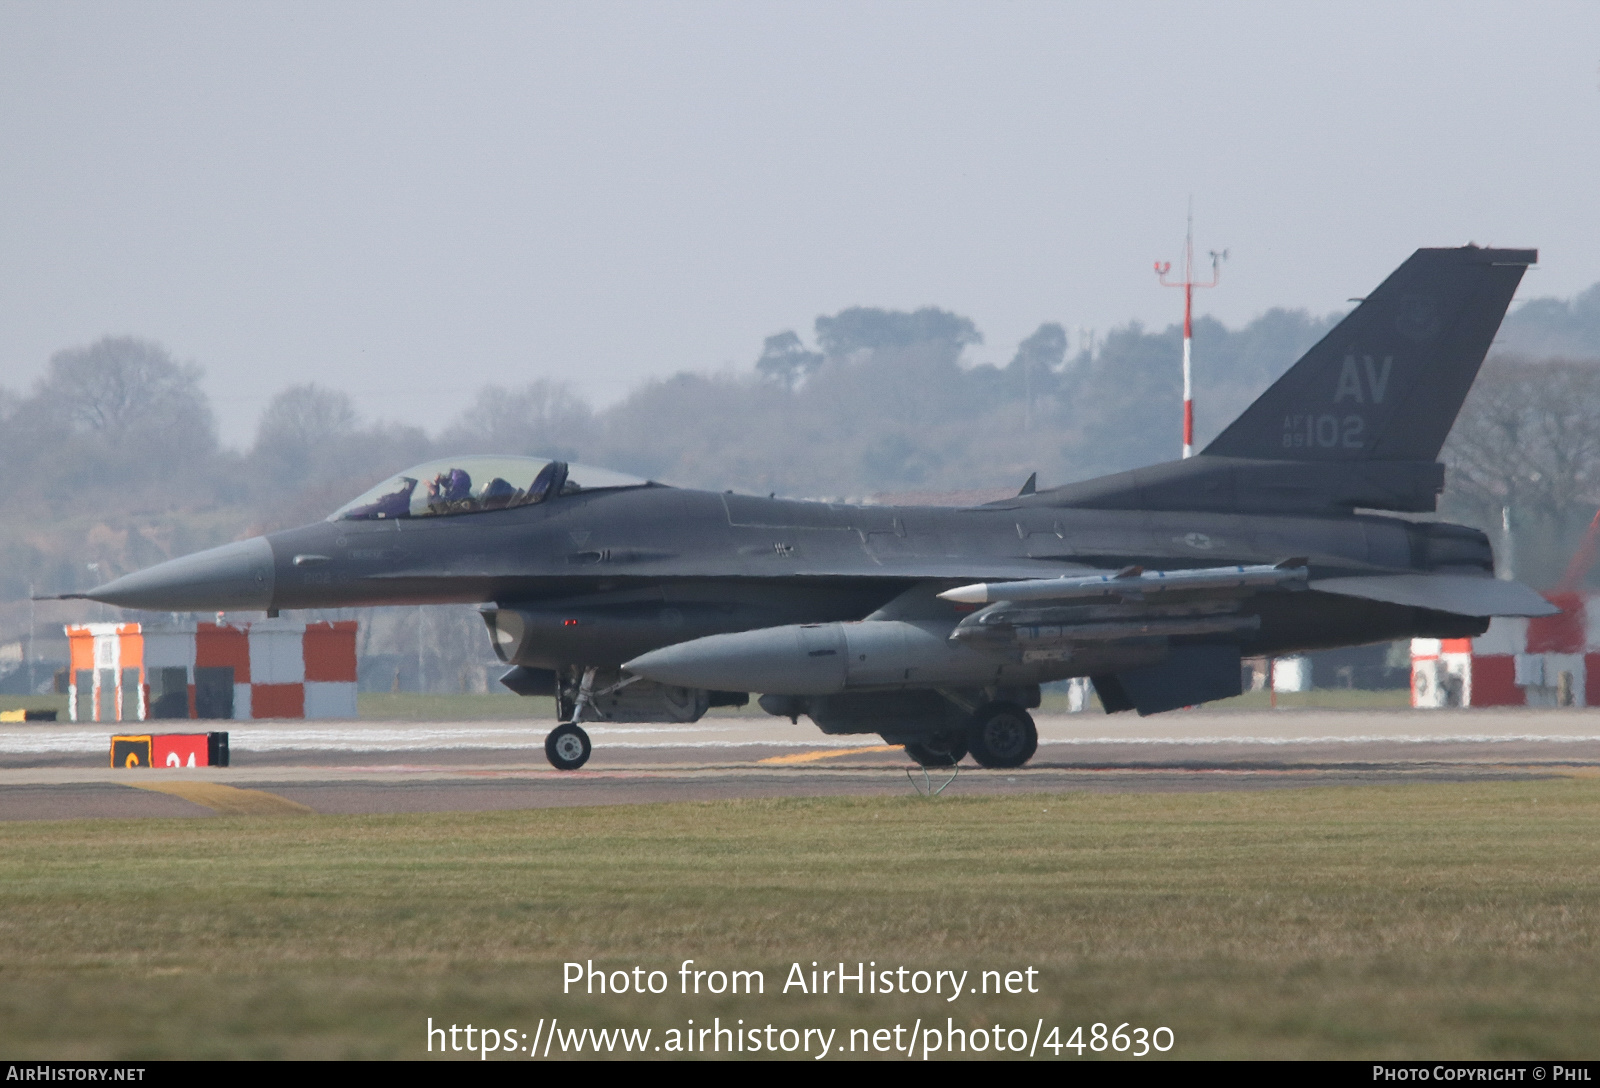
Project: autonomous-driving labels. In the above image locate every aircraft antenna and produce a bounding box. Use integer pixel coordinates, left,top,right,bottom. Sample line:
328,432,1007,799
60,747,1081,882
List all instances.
1154,200,1226,457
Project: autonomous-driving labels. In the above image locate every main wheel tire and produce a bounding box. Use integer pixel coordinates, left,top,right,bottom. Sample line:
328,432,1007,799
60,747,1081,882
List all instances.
967,702,1038,769
904,736,968,767
545,722,592,771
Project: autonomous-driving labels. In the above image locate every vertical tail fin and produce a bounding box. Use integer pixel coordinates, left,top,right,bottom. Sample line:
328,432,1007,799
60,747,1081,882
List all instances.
1204,246,1535,463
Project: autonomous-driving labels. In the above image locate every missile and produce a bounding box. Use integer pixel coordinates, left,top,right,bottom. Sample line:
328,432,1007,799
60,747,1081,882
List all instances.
937,561,1308,605
952,612,1261,650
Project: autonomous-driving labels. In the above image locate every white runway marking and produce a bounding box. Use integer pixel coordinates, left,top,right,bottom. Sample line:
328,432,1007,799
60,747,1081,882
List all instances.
8,710,1600,756
0,723,889,754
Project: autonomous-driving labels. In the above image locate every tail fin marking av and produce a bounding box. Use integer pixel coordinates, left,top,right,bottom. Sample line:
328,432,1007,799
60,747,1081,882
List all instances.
1203,246,1535,464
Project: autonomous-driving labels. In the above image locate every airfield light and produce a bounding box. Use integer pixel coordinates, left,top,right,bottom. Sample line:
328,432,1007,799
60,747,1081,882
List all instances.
1155,203,1227,458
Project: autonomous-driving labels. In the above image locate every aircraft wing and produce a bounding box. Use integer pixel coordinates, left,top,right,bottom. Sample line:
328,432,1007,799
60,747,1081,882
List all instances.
1307,573,1558,617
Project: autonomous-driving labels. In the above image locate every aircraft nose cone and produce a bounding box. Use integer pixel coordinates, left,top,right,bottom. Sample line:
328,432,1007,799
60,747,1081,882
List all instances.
84,537,275,612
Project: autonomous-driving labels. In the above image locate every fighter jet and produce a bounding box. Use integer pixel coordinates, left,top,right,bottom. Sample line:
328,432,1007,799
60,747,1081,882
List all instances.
74,245,1555,770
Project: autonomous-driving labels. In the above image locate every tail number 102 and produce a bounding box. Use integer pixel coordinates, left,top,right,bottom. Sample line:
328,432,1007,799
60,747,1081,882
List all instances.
1282,414,1364,450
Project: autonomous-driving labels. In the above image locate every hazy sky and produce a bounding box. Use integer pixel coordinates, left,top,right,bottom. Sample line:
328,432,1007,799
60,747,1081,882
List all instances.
2,2,1597,445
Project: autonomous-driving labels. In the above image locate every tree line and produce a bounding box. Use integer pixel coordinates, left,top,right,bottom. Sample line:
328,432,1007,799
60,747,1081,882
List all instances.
5,282,1600,651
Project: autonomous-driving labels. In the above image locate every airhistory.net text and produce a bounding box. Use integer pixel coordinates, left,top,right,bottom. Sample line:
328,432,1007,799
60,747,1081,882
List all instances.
562,960,1040,1002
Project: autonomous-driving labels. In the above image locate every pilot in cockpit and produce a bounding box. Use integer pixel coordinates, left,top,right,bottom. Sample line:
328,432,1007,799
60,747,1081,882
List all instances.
479,477,519,509
329,456,644,523
426,468,474,513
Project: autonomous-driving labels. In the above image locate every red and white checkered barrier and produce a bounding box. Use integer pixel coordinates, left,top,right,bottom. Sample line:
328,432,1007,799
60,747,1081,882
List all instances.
67,619,358,721
1411,592,1600,708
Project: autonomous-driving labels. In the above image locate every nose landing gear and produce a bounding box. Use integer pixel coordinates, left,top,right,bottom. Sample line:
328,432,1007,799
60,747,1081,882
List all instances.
545,722,592,770
545,666,597,770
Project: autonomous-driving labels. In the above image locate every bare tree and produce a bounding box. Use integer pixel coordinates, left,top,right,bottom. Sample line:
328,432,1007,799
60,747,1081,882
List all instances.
247,384,431,529
1442,356,1600,584
256,383,357,448
38,336,213,443
1444,358,1600,518
437,381,592,458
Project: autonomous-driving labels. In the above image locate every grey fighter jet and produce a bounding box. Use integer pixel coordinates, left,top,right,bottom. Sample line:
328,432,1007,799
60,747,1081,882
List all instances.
74,245,1555,771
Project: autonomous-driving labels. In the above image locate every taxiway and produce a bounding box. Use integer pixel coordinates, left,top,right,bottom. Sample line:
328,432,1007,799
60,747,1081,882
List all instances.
2,708,1597,820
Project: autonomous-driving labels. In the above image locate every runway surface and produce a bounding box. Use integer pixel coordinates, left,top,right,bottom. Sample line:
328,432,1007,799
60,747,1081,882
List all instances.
3,708,1599,820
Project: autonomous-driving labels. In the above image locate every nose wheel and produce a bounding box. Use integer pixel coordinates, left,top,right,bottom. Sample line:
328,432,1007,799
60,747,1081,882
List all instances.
545,722,592,770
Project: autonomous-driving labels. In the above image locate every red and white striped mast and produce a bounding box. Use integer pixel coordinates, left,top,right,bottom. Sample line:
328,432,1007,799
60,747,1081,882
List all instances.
1154,204,1226,458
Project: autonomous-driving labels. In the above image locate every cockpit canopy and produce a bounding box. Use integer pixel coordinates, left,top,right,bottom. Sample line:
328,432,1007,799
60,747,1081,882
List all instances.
329,456,649,521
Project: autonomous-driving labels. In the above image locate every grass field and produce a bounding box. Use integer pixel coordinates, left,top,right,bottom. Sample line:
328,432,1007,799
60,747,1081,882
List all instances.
2,779,1599,1059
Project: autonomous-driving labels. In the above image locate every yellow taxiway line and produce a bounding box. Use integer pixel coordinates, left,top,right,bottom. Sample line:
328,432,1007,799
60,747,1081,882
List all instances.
758,745,902,765
128,780,313,815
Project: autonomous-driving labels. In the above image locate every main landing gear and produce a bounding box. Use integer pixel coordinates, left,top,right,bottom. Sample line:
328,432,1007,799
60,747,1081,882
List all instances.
904,735,968,768
900,700,1039,770
966,701,1038,769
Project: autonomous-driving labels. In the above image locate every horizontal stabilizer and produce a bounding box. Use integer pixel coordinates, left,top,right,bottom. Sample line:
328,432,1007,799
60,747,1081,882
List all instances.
1309,574,1557,617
